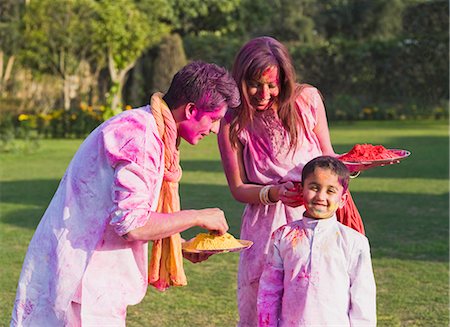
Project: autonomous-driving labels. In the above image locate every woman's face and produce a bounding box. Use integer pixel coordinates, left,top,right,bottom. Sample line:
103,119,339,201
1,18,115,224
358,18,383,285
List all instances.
246,66,280,111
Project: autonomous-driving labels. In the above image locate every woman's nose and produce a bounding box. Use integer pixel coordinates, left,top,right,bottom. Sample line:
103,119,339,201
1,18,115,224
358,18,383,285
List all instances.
259,85,270,99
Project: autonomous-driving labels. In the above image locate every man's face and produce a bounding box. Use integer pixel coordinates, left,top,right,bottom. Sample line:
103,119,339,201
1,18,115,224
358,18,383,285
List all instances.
178,103,227,145
302,167,347,219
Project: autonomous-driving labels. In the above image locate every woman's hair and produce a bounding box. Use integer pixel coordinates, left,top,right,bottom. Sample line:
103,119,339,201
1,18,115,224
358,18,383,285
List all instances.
163,61,240,113
301,156,350,192
229,36,301,150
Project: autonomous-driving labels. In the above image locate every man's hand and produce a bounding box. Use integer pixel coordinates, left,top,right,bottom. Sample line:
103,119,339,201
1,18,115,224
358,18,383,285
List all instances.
195,208,229,235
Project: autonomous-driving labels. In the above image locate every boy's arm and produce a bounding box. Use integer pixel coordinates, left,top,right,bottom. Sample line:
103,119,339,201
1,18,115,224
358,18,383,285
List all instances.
257,232,284,327
349,237,377,326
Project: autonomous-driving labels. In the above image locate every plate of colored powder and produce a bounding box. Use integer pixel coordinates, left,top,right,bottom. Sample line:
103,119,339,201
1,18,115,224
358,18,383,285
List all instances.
338,144,411,172
182,232,253,254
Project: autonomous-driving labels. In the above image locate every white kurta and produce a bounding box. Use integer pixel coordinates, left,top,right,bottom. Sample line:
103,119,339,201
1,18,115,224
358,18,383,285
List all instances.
11,105,164,326
257,215,376,326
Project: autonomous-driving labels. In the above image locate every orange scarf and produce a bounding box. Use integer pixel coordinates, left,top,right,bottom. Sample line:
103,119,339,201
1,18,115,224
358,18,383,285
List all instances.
148,93,187,291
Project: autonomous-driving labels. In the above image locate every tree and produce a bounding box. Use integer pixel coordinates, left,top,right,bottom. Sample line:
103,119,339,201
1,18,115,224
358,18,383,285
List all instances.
91,0,171,114
270,0,318,43
168,0,241,36
152,33,187,93
0,0,25,96
22,0,99,110
315,0,406,41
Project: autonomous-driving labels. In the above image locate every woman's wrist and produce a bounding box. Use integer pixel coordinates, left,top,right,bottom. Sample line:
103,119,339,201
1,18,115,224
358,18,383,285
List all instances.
259,185,278,205
268,186,279,202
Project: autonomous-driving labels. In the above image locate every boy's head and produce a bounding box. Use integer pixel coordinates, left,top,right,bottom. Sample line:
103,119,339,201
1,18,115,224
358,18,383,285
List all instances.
301,156,350,219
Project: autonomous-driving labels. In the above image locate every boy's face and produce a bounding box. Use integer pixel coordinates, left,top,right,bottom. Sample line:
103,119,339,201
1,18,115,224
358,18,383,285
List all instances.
302,167,347,219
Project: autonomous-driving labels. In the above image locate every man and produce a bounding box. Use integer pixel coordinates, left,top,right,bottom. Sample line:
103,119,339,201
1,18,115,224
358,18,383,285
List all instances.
11,61,240,326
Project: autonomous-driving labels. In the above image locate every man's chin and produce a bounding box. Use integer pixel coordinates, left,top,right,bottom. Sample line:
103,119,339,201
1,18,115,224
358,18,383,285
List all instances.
188,137,201,145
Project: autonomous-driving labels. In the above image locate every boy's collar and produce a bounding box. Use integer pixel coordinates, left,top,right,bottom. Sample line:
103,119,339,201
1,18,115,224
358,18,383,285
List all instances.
302,214,337,228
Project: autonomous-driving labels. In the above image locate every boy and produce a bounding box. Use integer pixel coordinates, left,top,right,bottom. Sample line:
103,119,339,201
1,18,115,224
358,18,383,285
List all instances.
257,156,376,326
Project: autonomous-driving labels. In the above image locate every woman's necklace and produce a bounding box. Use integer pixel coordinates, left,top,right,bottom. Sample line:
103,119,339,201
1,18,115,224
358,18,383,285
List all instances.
256,108,288,157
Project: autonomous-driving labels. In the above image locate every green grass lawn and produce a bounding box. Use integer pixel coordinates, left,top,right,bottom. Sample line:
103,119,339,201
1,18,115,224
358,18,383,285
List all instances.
1,120,448,326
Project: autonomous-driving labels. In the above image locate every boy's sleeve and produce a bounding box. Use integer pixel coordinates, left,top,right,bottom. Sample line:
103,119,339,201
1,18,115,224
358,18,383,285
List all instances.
257,229,285,327
349,237,377,326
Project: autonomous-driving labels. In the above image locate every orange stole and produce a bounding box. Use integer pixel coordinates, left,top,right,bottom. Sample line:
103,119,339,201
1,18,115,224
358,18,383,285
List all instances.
148,93,187,291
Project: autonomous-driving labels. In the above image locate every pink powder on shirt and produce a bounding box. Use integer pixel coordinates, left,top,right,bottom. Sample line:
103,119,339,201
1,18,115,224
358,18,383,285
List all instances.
286,227,305,247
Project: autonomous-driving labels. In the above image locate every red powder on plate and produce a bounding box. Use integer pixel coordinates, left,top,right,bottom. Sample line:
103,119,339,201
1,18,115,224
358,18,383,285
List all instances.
339,144,398,162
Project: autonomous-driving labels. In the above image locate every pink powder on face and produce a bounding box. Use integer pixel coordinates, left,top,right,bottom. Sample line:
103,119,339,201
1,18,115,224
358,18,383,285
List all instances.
261,66,279,85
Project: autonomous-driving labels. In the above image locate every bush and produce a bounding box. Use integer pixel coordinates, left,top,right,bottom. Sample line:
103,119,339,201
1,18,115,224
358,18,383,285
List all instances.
0,102,105,152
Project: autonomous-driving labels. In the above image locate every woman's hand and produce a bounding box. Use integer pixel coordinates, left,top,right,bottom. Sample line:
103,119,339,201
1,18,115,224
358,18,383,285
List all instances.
270,182,304,207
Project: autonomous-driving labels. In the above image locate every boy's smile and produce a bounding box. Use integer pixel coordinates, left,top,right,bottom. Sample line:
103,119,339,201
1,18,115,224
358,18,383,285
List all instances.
302,167,347,219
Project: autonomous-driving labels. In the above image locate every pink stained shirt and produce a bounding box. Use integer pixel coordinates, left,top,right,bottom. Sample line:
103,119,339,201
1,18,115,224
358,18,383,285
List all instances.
257,215,376,326
11,105,164,326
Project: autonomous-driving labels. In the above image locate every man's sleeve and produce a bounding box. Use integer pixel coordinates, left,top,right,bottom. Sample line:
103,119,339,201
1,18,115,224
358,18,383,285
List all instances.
101,112,163,236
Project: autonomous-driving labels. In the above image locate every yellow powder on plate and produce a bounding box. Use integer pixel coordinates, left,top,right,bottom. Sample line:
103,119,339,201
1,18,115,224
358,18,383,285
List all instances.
184,233,243,251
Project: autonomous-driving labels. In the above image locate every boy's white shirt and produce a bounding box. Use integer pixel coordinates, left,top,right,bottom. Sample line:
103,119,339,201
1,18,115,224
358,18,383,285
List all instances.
257,214,376,326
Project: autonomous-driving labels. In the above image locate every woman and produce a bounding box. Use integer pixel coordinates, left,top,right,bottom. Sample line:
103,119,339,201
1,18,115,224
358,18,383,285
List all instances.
218,36,364,326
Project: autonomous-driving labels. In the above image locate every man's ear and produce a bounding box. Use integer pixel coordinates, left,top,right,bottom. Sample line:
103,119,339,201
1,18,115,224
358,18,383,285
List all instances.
339,190,348,209
184,103,197,120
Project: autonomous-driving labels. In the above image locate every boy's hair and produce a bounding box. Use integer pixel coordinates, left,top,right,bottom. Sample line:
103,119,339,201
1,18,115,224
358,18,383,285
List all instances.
163,61,240,112
301,156,350,192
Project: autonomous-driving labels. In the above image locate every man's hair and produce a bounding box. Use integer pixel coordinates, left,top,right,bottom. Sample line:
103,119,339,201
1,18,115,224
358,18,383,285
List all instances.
301,156,350,192
163,61,240,112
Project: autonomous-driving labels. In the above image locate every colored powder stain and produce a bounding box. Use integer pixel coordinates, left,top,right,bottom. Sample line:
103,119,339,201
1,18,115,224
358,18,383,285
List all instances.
184,232,243,250
16,300,34,320
339,143,398,162
297,269,319,284
261,66,279,84
329,203,339,212
297,268,311,281
286,227,305,247
259,312,271,326
309,208,334,219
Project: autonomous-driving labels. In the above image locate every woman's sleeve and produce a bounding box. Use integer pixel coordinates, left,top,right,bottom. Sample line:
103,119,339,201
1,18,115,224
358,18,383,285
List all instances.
101,112,163,236
257,229,285,326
